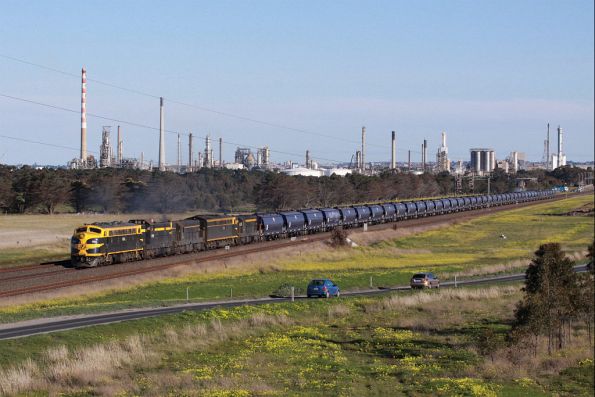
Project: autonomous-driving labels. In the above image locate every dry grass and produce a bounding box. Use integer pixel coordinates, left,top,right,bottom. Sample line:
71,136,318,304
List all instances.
374,285,520,312
479,333,594,380
0,312,291,396
327,304,351,319
0,212,193,250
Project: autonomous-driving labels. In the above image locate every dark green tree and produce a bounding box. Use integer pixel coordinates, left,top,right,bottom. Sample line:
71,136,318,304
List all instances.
513,243,579,354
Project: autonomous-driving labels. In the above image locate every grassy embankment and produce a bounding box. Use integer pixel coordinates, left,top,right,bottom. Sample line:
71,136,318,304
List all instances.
0,286,592,396
0,195,592,323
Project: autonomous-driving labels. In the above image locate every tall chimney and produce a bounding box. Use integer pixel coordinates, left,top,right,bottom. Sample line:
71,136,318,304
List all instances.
408,150,411,171
158,97,165,171
177,133,181,172
306,150,310,169
423,139,428,172
188,133,193,172
117,125,122,165
441,132,446,148
546,123,550,170
80,67,87,163
391,131,396,170
204,134,212,168
361,126,366,172
557,126,563,167
219,137,223,167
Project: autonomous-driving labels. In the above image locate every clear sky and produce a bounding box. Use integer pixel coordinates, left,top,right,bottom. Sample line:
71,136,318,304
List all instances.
0,0,593,166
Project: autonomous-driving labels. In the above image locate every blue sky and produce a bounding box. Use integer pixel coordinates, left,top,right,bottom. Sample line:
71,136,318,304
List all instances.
0,0,593,165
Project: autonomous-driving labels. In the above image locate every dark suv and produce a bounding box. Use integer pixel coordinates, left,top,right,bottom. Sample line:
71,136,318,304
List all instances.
410,272,440,289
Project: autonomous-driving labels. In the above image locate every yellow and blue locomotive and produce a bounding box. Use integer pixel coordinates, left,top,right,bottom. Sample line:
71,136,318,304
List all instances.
70,214,260,268
70,222,144,268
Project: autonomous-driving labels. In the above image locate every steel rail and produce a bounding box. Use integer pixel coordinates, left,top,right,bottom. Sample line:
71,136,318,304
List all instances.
0,194,582,298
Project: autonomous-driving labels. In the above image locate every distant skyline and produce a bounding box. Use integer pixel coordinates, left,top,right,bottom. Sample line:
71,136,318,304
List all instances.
0,0,593,166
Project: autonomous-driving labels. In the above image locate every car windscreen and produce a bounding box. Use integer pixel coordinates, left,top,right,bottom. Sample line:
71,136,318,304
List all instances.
412,274,427,279
309,280,325,286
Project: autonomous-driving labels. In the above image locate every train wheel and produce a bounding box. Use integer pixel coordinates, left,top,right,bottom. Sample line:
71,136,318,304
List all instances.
87,257,101,268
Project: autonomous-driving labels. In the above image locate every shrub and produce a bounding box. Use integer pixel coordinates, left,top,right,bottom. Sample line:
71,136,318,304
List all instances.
330,228,350,247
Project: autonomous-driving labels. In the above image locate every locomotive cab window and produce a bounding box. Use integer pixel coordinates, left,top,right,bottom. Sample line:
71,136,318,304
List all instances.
89,227,102,234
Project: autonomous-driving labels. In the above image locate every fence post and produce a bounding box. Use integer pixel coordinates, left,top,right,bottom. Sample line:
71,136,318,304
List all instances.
230,287,233,298
291,286,295,302
186,287,189,303
370,276,373,288
454,275,457,288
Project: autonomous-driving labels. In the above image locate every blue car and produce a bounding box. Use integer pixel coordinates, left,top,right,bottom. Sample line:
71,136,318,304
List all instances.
307,279,340,298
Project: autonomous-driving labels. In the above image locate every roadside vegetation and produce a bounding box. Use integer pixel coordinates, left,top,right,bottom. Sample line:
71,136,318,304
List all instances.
0,281,592,395
0,195,592,323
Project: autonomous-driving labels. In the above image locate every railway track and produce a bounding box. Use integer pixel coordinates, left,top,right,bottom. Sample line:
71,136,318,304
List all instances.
0,263,54,274
0,194,585,298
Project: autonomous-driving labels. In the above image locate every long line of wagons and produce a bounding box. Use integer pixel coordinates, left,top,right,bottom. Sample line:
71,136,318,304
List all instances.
71,190,554,268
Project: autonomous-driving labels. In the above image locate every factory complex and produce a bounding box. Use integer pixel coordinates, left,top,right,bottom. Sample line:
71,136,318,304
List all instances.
68,67,574,178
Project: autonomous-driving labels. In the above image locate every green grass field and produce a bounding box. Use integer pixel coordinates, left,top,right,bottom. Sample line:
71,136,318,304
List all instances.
0,286,592,396
0,195,592,324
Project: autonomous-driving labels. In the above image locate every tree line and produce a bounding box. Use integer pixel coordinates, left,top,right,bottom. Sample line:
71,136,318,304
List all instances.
0,164,589,214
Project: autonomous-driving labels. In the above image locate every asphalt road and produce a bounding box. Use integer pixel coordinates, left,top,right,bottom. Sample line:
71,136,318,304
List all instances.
0,265,588,340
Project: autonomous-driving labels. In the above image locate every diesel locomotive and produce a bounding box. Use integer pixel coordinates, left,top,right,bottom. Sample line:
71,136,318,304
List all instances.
71,190,555,268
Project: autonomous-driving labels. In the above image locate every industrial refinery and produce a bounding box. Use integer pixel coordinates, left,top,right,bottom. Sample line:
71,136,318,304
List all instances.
66,67,577,178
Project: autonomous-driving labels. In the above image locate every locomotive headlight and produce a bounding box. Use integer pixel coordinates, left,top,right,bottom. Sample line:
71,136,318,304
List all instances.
88,238,99,244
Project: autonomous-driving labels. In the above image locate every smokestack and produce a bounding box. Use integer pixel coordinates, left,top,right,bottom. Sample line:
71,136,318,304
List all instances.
441,132,446,148
219,137,223,168
204,134,212,167
408,150,411,171
140,151,144,170
188,133,193,172
117,125,122,166
421,144,425,171
423,139,427,172
158,97,165,171
391,131,396,170
546,123,550,170
177,133,181,172
80,67,87,163
306,150,310,169
361,126,366,172
557,126,563,167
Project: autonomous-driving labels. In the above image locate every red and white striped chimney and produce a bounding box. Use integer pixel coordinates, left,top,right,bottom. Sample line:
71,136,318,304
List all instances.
80,67,87,162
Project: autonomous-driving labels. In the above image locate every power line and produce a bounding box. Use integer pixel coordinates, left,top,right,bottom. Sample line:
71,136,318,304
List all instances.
0,92,345,164
0,53,391,149
0,133,96,154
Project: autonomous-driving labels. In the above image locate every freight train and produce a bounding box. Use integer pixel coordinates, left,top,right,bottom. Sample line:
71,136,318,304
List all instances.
71,190,555,268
